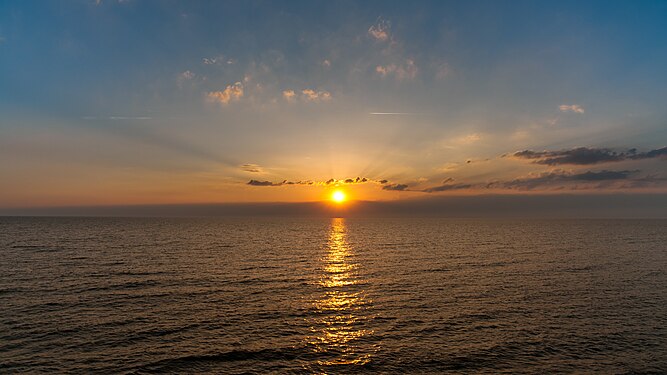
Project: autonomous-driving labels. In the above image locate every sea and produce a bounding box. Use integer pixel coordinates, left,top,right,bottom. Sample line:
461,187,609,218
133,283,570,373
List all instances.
1,217,665,374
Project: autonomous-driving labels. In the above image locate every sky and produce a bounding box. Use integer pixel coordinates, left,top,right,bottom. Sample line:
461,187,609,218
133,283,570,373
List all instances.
1,0,666,210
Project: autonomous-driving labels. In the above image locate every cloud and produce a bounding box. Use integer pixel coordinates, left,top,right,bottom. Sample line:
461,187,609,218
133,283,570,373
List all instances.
207,82,244,105
241,164,263,173
498,170,637,190
301,89,332,102
382,183,408,191
179,70,194,80
282,88,332,103
559,104,585,114
375,59,418,80
645,147,667,158
368,17,391,42
321,59,331,68
203,55,234,65
245,169,664,192
512,147,667,165
247,177,380,187
177,70,195,88
573,170,636,181
247,180,280,186
282,90,296,102
421,178,472,193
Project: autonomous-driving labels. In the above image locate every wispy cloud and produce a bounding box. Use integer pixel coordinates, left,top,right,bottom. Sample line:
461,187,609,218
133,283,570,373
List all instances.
375,59,418,80
203,55,235,65
368,17,391,42
496,170,637,190
207,82,244,105
421,178,472,193
177,70,195,88
179,70,194,80
559,104,585,114
241,164,263,173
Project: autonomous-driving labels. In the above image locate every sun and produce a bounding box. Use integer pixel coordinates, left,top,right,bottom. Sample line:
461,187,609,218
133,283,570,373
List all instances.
332,190,346,203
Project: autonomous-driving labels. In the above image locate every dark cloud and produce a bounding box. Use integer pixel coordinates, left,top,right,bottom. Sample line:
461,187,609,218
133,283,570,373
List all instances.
383,184,409,191
248,177,382,187
498,170,637,190
574,170,635,181
422,183,472,193
344,177,369,184
247,180,281,186
512,147,667,165
645,147,667,158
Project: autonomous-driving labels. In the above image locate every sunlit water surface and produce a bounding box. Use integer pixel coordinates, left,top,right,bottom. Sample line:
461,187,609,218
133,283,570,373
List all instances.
1,217,666,373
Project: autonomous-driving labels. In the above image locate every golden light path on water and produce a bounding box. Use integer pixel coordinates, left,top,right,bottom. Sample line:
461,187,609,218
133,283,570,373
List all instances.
308,218,375,369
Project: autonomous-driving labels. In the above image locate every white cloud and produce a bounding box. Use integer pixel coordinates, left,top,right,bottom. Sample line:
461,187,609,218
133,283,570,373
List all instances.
177,70,195,88
368,17,391,42
321,59,331,68
375,59,418,80
206,82,244,105
203,55,234,65
559,104,585,114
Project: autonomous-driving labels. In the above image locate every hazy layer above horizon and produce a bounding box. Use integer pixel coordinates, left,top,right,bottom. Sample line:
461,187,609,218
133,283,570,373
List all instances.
1,194,665,218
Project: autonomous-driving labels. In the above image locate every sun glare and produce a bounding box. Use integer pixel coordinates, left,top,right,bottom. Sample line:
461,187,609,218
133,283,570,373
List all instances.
332,190,346,203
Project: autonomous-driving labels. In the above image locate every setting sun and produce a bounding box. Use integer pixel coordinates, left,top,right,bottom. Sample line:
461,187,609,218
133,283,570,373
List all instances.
332,190,346,203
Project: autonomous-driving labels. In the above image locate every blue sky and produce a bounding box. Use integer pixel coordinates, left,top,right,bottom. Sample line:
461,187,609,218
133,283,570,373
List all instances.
1,0,666,206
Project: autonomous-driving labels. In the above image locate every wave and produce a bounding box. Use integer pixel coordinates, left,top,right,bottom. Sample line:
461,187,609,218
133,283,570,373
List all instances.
134,346,307,373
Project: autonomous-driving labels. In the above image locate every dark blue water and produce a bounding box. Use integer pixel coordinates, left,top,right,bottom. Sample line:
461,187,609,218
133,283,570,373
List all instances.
1,217,665,373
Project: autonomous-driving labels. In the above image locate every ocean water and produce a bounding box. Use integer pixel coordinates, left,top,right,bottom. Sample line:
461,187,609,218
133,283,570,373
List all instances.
1,217,665,374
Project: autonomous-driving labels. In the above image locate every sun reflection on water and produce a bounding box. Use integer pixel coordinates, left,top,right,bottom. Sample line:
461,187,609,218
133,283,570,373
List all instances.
307,218,375,369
